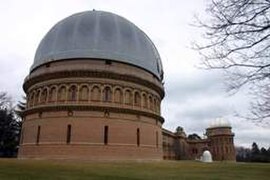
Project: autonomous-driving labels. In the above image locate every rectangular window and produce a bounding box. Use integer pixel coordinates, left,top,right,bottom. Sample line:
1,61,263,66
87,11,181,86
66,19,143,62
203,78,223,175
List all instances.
156,131,158,148
66,124,71,144
137,128,140,147
104,126,108,145
105,60,112,65
36,126,41,145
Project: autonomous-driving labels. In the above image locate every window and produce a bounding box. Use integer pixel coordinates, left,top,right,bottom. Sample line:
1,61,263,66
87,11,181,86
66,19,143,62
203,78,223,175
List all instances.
36,126,41,145
104,126,108,145
105,60,112,65
41,89,47,104
49,87,56,102
66,124,71,144
156,131,159,148
68,86,77,101
58,87,66,101
149,96,153,110
192,148,198,154
125,90,132,105
153,98,157,112
91,86,100,101
35,91,40,105
80,86,89,101
103,87,112,102
114,88,122,103
134,92,141,106
137,128,140,147
30,93,35,107
142,94,148,108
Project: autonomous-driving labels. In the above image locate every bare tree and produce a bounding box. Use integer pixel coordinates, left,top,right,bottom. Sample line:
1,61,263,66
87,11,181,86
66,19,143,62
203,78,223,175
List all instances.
194,0,270,126
16,96,26,118
0,92,11,110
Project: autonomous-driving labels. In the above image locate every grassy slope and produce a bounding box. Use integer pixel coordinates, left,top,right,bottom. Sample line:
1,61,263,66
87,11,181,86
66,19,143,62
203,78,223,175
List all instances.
0,159,269,180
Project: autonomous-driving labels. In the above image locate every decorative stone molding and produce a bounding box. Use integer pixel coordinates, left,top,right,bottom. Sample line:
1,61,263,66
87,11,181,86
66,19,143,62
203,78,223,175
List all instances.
23,104,164,123
24,70,164,98
26,81,161,115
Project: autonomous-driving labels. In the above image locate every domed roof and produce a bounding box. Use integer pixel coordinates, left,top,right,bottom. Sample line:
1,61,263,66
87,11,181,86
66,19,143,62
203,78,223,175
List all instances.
209,117,231,128
201,150,213,163
32,10,163,80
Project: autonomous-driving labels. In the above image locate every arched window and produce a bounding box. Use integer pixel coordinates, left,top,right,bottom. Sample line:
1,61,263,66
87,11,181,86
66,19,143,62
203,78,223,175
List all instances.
149,96,153,110
134,92,141,106
157,100,160,113
79,86,89,101
49,87,56,102
142,94,148,108
103,87,112,102
30,92,35,107
91,86,100,101
58,86,66,102
153,98,157,112
68,86,77,101
114,88,122,103
125,90,132,105
40,89,47,104
34,90,40,105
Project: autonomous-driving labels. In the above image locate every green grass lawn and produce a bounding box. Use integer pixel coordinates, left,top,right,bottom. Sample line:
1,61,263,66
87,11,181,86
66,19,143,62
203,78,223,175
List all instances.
0,159,269,180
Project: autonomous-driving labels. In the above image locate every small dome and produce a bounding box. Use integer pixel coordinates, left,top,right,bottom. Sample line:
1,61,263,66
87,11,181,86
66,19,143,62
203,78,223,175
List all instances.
32,10,163,80
201,150,213,163
209,117,231,128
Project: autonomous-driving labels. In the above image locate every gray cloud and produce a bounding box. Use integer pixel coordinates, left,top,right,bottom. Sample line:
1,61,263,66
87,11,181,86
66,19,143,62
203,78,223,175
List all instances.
164,71,225,102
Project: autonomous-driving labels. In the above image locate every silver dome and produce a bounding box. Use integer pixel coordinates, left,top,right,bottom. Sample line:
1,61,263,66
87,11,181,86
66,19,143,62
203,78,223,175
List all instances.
32,10,163,80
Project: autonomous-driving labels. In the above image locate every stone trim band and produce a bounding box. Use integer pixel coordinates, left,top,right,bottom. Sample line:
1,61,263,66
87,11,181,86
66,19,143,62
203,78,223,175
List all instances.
23,104,165,123
23,70,165,98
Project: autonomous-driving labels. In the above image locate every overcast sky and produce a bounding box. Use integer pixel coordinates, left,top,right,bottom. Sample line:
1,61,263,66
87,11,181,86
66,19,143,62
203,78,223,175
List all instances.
0,0,269,148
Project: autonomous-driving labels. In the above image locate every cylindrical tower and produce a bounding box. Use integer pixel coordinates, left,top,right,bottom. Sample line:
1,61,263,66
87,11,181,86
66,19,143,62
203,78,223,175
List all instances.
206,119,235,161
18,11,165,160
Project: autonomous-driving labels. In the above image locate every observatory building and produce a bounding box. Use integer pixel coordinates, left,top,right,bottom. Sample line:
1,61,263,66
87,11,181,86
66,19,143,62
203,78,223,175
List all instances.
18,11,235,161
19,10,164,160
162,118,236,161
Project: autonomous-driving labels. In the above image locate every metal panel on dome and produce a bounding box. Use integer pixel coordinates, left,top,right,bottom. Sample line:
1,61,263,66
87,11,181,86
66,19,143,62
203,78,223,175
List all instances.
32,11,163,80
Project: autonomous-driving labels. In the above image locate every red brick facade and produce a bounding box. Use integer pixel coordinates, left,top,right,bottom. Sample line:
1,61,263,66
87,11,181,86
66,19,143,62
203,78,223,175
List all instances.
162,126,236,161
18,59,164,160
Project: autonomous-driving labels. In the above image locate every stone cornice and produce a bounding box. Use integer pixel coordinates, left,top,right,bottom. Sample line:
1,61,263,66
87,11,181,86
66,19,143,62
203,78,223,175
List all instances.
23,104,165,124
207,133,235,137
186,139,210,143
206,126,232,130
23,70,165,98
162,128,187,139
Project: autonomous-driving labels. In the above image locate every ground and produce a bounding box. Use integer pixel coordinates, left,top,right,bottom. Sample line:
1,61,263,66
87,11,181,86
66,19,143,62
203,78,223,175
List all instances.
0,159,269,180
